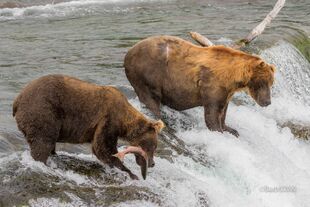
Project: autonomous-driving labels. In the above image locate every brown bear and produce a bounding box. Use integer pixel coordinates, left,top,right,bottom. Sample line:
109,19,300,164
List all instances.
124,35,275,137
13,75,164,180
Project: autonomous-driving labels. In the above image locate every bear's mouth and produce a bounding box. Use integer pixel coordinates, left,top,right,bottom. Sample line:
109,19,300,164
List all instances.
113,146,148,179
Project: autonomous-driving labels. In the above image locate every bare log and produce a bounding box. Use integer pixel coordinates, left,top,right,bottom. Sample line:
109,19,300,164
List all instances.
190,0,285,49
189,32,214,47
241,0,286,44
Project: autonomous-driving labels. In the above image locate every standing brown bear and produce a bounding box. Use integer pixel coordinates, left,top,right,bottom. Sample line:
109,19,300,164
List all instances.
124,36,275,137
13,75,164,180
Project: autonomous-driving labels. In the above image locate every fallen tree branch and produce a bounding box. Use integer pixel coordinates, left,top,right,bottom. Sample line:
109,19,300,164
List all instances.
241,0,285,44
190,0,285,49
189,32,213,47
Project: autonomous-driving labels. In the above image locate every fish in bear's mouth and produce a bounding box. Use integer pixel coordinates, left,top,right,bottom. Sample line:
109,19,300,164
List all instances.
113,146,149,180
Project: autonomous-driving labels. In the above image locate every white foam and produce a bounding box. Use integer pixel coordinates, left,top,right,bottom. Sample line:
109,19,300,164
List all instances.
174,101,310,206
0,0,167,20
111,201,160,207
261,41,310,105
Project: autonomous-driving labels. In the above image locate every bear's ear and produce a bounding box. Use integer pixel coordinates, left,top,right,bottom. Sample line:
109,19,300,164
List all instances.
152,120,165,133
258,61,266,68
270,64,276,73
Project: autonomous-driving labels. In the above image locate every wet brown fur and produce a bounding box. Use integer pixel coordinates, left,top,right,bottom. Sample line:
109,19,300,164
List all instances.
13,75,164,179
124,35,275,137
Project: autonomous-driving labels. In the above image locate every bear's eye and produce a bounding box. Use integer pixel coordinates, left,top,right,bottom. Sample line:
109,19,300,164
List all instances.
250,79,268,90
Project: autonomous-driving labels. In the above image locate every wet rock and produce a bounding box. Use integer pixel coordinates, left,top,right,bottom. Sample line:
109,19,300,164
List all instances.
1,171,75,206
97,186,161,206
195,191,210,207
281,122,310,140
0,154,162,207
159,127,209,166
51,154,114,180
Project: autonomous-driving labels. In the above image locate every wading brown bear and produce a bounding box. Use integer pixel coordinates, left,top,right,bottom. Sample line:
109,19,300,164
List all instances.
13,75,164,180
124,36,275,137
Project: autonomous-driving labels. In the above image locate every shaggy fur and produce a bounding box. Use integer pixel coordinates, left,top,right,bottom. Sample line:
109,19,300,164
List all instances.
13,75,164,179
124,35,275,137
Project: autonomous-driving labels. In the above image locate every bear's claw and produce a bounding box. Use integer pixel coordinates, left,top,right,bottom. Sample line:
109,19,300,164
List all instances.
224,126,239,137
129,172,139,180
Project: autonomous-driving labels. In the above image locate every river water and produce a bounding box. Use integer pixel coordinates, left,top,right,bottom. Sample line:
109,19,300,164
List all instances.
0,0,309,206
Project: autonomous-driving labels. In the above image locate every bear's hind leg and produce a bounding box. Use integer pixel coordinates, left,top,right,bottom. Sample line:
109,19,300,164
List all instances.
135,86,161,117
22,114,60,164
127,75,161,117
51,147,57,155
141,94,161,118
14,104,61,163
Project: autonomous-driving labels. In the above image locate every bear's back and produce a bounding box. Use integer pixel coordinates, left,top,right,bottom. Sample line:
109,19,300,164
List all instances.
13,74,128,118
13,75,65,115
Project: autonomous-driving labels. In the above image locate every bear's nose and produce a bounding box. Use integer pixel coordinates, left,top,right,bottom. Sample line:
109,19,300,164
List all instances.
148,161,155,168
261,100,271,107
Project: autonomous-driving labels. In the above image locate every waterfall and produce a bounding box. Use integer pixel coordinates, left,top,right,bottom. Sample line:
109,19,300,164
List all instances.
0,37,309,206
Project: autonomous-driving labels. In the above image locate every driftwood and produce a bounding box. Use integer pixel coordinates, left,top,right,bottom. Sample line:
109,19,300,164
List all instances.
189,32,214,47
190,0,286,49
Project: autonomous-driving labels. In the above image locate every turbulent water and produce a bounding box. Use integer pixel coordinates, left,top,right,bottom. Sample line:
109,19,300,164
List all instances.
0,0,310,206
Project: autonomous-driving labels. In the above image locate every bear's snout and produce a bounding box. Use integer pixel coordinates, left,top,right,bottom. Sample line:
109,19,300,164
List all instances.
257,93,271,107
148,158,155,168
260,99,271,107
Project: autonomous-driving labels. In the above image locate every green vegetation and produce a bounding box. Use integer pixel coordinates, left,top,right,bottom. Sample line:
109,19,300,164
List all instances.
290,32,310,62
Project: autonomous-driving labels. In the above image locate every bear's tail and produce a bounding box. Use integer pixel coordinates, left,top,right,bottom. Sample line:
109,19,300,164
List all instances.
12,95,20,117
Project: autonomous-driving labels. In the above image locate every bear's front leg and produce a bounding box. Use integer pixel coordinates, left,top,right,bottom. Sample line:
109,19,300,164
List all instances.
92,126,139,180
109,156,139,180
221,104,239,137
203,103,224,133
201,84,230,134
93,144,139,180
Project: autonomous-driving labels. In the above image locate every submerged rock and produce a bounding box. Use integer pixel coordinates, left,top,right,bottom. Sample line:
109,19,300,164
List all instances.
281,122,310,140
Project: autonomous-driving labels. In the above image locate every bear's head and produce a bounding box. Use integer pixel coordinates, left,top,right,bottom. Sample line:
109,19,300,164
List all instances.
247,61,275,107
131,120,165,168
